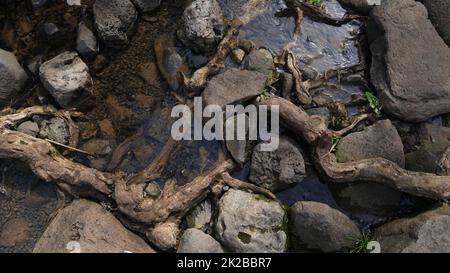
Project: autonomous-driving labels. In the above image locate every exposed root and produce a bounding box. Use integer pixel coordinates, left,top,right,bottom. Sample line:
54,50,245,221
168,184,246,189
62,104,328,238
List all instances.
219,172,277,200
260,96,450,200
285,50,312,105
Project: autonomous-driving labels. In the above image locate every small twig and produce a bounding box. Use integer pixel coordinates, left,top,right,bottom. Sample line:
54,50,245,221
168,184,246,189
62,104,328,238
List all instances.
333,113,371,137
46,138,95,156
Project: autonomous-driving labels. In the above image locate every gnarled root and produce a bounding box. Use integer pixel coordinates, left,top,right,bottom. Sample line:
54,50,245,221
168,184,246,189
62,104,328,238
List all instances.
260,96,450,200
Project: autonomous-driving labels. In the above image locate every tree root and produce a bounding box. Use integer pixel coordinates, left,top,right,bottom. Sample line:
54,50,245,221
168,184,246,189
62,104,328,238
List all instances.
260,96,450,200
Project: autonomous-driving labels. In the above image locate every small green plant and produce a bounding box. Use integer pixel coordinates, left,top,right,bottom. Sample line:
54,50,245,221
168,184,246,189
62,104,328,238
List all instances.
365,91,381,116
306,0,322,6
349,231,373,253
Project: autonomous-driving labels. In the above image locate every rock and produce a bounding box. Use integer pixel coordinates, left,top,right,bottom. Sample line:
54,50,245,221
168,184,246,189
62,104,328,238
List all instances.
38,117,70,145
32,0,50,9
289,201,360,252
42,23,64,45
76,22,98,60
422,0,450,46
244,49,275,83
177,0,225,53
368,0,450,122
231,48,245,64
80,139,114,156
0,49,28,106
39,52,91,108
225,114,253,165
405,124,450,173
306,107,331,127
334,120,404,216
93,0,138,48
154,34,189,90
338,0,381,14
17,121,39,137
146,221,179,251
375,204,450,253
249,136,306,192
280,72,293,99
336,120,405,166
203,69,267,108
215,189,287,253
177,229,224,253
186,199,212,231
131,0,161,13
0,217,29,247
33,199,155,253
144,182,161,198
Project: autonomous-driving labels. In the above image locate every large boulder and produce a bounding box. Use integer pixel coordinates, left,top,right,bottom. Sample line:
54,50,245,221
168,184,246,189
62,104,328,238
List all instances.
421,0,450,46
333,120,404,216
33,199,155,253
215,189,287,253
0,49,28,106
93,0,138,48
202,69,267,108
177,0,225,53
368,0,450,122
177,229,224,253
39,52,91,108
375,204,450,253
289,201,360,252
249,136,306,192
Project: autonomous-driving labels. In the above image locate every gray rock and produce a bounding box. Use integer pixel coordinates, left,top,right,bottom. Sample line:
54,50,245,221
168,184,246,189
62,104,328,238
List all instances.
225,114,253,165
76,22,98,60
177,228,224,253
306,107,331,127
280,72,293,99
131,0,161,13
186,199,212,231
405,124,450,173
368,0,450,122
33,199,155,253
32,0,50,9
338,0,381,14
145,182,161,198
42,23,64,44
154,34,188,91
39,117,70,145
93,0,138,48
80,139,114,156
0,49,28,106
203,69,267,108
215,189,287,253
375,204,450,253
249,136,306,192
39,52,91,108
334,120,404,216
17,121,39,137
177,0,225,53
289,201,360,252
422,0,450,46
244,49,275,83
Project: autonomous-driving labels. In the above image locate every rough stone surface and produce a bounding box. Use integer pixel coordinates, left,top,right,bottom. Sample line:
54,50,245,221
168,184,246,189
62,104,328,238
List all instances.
245,48,275,82
33,199,155,253
203,69,267,108
422,0,450,46
93,0,138,48
215,189,287,253
38,117,70,145
306,107,331,127
368,0,450,122
289,201,360,252
177,0,225,53
39,52,91,108
249,136,306,192
225,114,253,165
375,204,450,253
334,120,404,216
76,22,98,60
131,0,161,12
177,229,224,253
17,121,39,137
186,199,212,231
0,49,28,106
